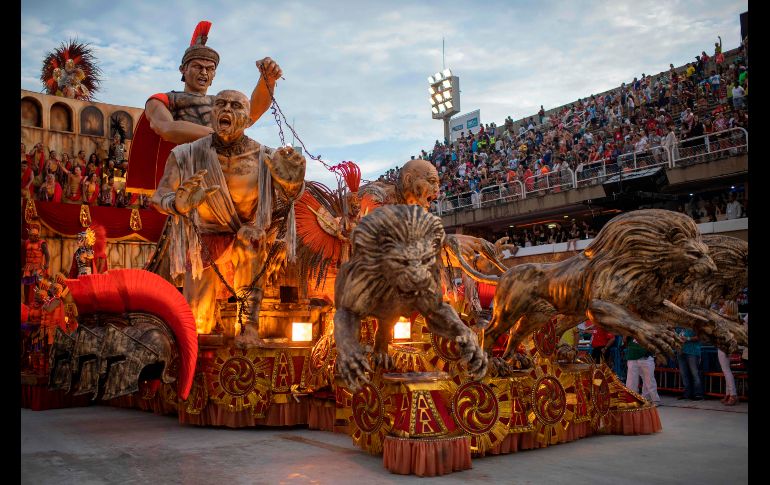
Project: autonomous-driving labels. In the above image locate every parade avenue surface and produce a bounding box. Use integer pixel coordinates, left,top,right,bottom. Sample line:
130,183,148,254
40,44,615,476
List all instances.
22,395,747,485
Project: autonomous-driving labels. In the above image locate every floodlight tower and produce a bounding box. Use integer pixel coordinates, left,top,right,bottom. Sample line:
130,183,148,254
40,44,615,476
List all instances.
428,68,460,144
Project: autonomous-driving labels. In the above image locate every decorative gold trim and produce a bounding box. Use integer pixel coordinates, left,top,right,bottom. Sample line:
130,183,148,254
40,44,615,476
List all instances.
130,208,143,231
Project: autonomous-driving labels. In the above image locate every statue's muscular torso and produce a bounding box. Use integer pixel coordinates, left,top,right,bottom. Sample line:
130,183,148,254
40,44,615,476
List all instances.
198,137,268,226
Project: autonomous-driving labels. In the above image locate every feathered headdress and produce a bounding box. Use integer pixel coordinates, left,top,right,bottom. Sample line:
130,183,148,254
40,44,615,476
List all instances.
40,39,101,101
333,161,361,193
110,113,127,143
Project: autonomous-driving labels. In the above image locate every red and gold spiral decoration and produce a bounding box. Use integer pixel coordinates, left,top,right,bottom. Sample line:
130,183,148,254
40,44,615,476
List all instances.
451,379,512,454
527,363,576,446
207,347,271,417
348,379,391,454
532,375,566,425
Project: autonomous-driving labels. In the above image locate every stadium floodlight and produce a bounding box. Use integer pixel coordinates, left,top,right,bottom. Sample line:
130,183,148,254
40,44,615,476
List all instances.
428,68,460,143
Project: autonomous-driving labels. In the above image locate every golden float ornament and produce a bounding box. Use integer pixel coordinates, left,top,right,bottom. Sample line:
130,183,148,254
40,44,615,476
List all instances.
25,198,38,223
129,208,143,231
183,372,209,415
208,347,271,417
451,378,512,454
347,377,392,454
79,204,92,227
527,362,577,446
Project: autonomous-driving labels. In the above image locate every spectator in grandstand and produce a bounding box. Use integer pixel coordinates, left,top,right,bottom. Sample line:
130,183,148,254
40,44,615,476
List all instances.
726,192,744,219
75,150,87,170
566,220,580,251
676,327,704,400
21,158,34,199
36,173,62,203
61,152,72,172
732,82,745,109
60,164,83,204
82,172,100,205
99,176,116,207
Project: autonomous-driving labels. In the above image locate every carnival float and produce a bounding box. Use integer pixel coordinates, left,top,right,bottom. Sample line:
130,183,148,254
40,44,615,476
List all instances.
20,22,748,477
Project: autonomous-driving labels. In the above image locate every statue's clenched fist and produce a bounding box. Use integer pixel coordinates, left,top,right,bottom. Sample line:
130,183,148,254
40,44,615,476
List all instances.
237,225,266,245
267,146,306,194
257,57,282,83
174,169,220,215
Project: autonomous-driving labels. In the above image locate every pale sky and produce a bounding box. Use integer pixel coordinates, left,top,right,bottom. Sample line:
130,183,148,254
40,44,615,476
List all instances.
21,0,747,186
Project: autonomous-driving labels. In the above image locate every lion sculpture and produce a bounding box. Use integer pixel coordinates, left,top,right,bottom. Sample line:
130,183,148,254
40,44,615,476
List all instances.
661,234,748,353
334,204,488,390
449,209,721,369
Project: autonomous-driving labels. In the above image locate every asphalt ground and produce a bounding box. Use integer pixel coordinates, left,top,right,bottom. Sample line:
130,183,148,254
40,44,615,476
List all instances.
20,395,748,485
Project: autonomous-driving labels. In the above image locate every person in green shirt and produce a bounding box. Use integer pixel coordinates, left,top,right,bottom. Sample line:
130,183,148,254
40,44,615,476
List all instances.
625,337,661,406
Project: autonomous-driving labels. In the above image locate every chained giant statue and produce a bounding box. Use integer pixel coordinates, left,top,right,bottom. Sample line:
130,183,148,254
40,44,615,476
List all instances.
150,89,306,340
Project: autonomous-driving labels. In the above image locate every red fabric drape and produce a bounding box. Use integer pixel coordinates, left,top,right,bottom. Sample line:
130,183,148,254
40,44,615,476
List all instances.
125,112,177,195
382,436,472,477
25,200,167,242
477,282,496,308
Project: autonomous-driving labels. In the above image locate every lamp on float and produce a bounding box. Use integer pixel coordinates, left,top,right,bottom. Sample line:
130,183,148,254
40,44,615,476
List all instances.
291,322,313,342
394,317,411,340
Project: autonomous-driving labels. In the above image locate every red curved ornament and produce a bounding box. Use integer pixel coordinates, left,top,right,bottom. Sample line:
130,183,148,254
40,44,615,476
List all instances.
64,269,197,400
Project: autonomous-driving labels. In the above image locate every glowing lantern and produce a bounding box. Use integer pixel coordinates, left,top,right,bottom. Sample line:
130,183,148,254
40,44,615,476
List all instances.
394,317,411,340
292,322,313,342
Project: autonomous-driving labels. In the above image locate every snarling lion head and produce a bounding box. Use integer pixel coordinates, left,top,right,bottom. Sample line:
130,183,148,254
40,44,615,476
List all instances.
350,204,444,294
584,209,717,300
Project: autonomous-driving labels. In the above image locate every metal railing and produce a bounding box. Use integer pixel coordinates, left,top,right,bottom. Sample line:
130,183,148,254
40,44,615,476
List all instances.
671,127,748,167
478,180,526,206
616,143,671,172
432,129,748,217
523,168,575,197
575,157,615,187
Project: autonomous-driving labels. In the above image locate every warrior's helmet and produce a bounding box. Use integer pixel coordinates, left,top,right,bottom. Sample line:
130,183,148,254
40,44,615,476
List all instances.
180,21,220,81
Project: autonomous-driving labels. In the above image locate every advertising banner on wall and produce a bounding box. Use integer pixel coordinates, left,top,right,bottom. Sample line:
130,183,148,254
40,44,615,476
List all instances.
449,109,481,142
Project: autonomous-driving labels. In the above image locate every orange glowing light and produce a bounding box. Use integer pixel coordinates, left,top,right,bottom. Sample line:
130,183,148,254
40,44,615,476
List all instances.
394,318,411,340
292,322,313,342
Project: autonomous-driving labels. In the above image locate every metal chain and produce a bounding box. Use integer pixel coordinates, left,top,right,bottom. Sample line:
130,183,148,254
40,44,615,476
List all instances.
259,67,336,172
187,215,282,331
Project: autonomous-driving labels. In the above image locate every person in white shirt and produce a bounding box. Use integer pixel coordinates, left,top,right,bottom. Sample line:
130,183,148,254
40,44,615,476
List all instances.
732,84,745,109
470,189,481,209
662,124,679,161
725,192,743,219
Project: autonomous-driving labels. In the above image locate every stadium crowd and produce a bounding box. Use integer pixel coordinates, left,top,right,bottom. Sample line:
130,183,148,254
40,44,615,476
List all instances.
380,36,749,212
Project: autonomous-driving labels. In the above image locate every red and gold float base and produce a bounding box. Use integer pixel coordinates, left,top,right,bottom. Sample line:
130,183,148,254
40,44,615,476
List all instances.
25,315,660,478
